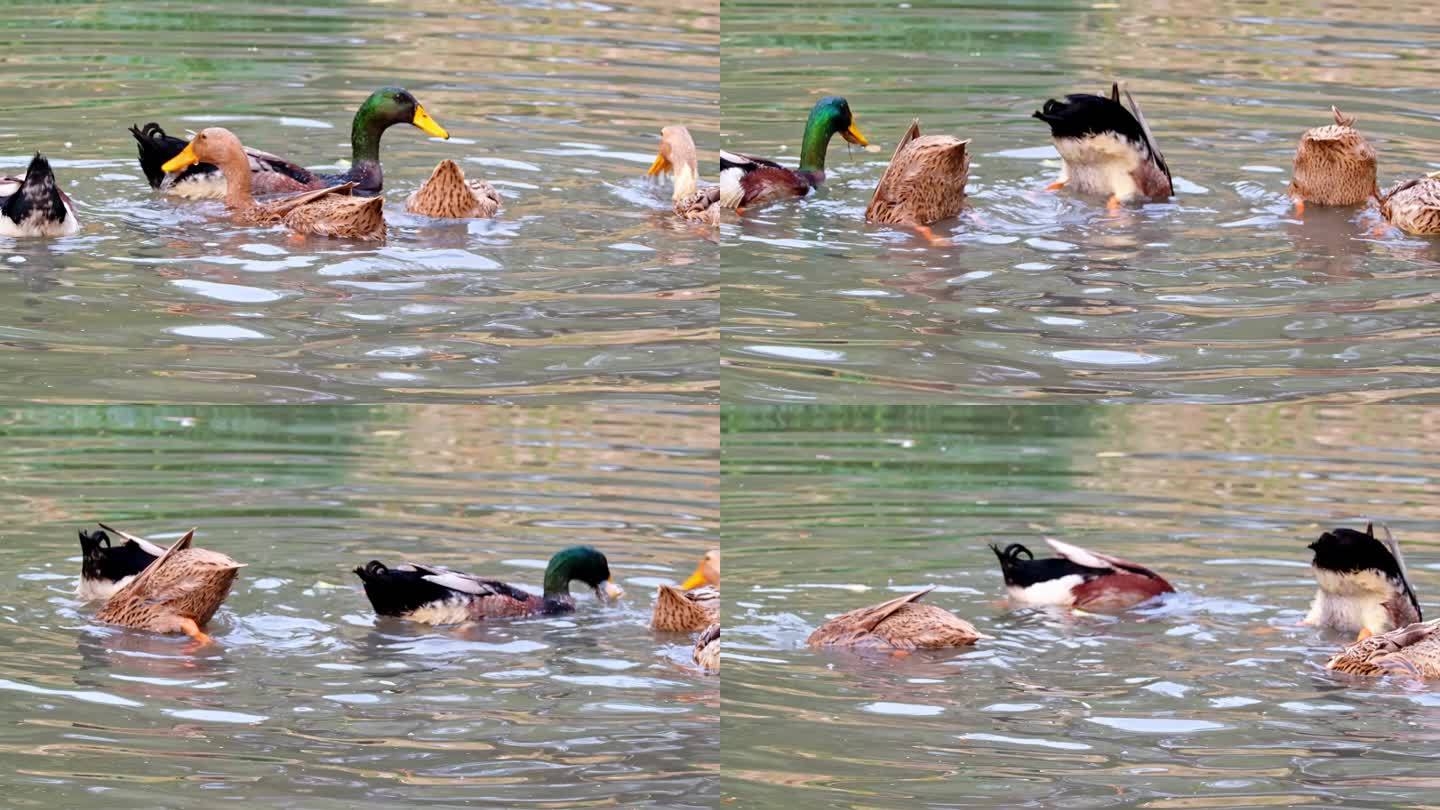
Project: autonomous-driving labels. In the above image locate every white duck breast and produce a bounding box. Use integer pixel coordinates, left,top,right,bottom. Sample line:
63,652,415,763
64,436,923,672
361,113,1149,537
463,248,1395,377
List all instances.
1305,567,1399,634
1052,132,1143,201
76,574,136,602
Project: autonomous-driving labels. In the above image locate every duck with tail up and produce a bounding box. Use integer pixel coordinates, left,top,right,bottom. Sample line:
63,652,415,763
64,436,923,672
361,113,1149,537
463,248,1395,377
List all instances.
720,96,869,212
1304,523,1420,643
77,523,166,601
130,87,449,199
94,529,246,646
1,153,80,237
160,127,386,241
1287,106,1379,216
652,549,720,633
865,118,971,245
807,586,991,651
991,538,1174,611
1033,82,1172,209
405,159,501,219
354,545,625,625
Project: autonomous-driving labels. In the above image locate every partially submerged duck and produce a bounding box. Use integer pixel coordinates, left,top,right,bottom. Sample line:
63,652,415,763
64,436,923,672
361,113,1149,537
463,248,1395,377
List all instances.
1034,82,1172,207
77,523,164,601
0,153,80,237
94,529,245,645
130,87,448,198
1287,107,1379,215
648,125,719,224
680,549,719,590
720,96,868,211
1304,524,1420,641
161,128,385,241
354,545,625,625
806,586,990,651
991,538,1174,611
694,622,719,672
1379,172,1440,236
865,118,970,243
652,584,718,633
405,159,501,219
1326,619,1440,680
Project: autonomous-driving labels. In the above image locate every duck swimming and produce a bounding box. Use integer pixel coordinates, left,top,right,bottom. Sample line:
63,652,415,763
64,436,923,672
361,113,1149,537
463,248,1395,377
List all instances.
77,523,164,601
94,529,245,645
1379,172,1440,236
130,87,449,199
720,96,868,211
648,125,719,224
807,586,990,651
1287,107,1379,215
1034,82,1172,208
1303,524,1420,641
354,545,625,625
991,538,1174,611
1326,619,1440,680
0,153,79,237
161,127,385,241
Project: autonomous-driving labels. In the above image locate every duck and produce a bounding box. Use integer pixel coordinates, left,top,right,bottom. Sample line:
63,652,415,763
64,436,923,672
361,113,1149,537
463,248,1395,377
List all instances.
160,128,386,241
1287,107,1379,215
77,523,165,601
806,586,991,651
719,96,869,211
1033,82,1172,208
405,159,501,219
1303,523,1420,642
1378,172,1440,236
680,549,719,590
648,125,719,224
353,545,625,625
652,584,719,632
94,529,245,645
130,87,449,199
865,118,970,243
991,538,1174,611
694,622,720,672
0,153,80,237
1326,619,1440,680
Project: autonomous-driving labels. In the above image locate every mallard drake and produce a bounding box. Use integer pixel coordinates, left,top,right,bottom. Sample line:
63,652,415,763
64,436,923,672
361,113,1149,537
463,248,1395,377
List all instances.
161,128,386,241
94,529,245,645
130,87,448,199
353,545,625,625
405,159,500,218
991,538,1174,611
694,622,719,672
1303,524,1420,642
680,549,719,590
1033,82,1172,208
1326,619,1440,679
1379,172,1440,235
648,125,719,224
719,96,869,211
865,119,970,243
1287,107,1379,215
77,523,164,601
807,586,991,650
0,153,79,237
652,584,718,633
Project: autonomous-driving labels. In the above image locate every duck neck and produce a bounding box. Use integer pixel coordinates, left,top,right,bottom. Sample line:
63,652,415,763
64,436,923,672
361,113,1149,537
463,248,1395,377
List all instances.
218,149,258,210
350,113,389,191
798,113,836,174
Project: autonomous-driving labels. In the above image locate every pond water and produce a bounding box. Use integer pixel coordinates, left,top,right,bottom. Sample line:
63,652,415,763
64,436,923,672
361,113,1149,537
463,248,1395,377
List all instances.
721,0,1440,404
0,404,717,807
0,0,718,404
723,404,1440,807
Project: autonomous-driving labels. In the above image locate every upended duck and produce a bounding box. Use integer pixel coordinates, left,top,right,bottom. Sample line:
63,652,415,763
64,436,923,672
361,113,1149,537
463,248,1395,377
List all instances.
161,127,385,241
94,529,245,645
694,622,719,672
1034,82,1172,208
865,118,970,243
991,538,1174,611
77,523,164,601
405,159,501,219
354,545,624,624
1,153,80,237
1326,619,1440,680
648,125,719,224
1304,524,1420,641
720,96,869,211
807,586,990,651
652,549,721,632
1379,172,1440,236
130,87,449,198
1287,107,1379,215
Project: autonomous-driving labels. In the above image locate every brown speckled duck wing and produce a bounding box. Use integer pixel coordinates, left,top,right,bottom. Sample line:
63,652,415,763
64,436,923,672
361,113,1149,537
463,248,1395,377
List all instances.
866,119,922,223
1118,83,1172,197
1377,524,1423,625
94,529,195,623
1327,619,1440,676
872,603,990,650
652,584,719,632
260,181,358,219
806,586,936,648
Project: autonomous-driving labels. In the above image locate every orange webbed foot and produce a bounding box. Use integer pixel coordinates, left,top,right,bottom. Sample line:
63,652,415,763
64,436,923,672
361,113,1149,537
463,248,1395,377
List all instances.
1293,199,1305,217
1106,195,1123,212
913,224,951,247
1044,181,1066,192
178,617,214,648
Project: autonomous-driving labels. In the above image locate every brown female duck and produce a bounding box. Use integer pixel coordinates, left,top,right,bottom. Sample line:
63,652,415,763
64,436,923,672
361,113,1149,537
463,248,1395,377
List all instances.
807,586,990,651
94,529,245,645
405,159,501,219
865,118,970,243
1379,172,1440,235
1287,107,1379,215
1326,619,1440,680
694,622,719,672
